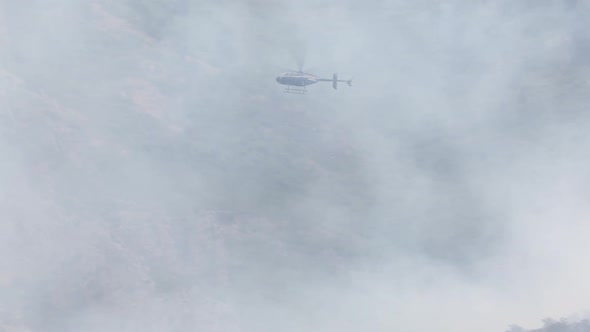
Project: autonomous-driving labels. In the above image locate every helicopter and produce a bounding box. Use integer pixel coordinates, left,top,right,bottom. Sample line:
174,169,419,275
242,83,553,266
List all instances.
276,71,352,94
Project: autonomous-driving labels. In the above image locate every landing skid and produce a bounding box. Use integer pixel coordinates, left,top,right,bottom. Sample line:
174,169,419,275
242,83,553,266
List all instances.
284,85,306,94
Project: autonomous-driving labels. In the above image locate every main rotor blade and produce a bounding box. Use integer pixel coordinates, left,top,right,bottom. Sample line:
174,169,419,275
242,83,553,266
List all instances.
295,55,305,72
288,39,307,73
274,65,301,73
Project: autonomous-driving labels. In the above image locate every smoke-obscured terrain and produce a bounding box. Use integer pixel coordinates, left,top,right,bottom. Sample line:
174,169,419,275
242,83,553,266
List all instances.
1,1,590,331
509,318,590,332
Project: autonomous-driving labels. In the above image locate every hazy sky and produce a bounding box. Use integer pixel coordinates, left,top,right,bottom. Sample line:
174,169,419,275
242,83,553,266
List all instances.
1,1,590,331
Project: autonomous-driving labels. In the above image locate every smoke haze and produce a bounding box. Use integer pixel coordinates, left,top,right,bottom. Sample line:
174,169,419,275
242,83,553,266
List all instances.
1,1,590,331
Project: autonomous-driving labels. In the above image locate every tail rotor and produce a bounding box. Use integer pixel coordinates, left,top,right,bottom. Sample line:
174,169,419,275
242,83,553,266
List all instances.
331,73,353,89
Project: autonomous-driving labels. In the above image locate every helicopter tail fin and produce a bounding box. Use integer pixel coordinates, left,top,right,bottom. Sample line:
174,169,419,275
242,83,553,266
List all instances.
347,79,352,87
332,73,338,89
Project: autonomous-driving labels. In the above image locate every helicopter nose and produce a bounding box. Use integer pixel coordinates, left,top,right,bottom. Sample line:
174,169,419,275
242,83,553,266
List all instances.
276,77,281,83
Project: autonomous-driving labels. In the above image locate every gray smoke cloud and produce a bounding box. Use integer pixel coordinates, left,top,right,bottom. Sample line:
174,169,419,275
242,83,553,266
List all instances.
1,1,590,331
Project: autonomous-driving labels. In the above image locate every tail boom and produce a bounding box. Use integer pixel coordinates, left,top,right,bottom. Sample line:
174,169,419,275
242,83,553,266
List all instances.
317,73,353,89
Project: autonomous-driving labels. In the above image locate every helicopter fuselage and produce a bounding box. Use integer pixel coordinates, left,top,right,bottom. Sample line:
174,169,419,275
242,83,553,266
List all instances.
275,72,320,87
